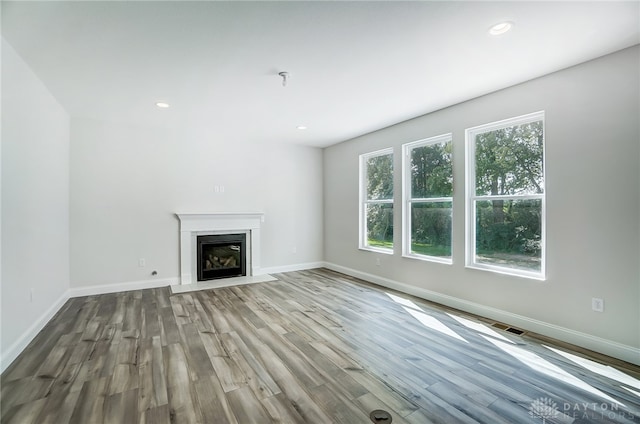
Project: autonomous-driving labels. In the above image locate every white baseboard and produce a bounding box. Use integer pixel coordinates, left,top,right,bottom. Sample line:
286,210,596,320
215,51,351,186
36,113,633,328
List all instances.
68,278,175,298
323,262,640,366
0,291,69,374
67,262,326,298
259,261,326,275
7,261,634,374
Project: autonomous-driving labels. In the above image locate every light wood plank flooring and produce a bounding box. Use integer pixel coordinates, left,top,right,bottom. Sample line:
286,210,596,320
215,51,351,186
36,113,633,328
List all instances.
2,268,639,423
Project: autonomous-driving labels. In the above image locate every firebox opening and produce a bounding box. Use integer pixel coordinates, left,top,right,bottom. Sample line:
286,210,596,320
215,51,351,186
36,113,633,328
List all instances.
197,233,246,281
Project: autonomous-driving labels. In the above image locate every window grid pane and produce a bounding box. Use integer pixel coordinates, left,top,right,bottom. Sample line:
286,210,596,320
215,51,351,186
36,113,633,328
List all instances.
410,200,452,258
474,199,542,272
474,120,544,197
366,154,394,201
410,142,452,198
366,203,394,250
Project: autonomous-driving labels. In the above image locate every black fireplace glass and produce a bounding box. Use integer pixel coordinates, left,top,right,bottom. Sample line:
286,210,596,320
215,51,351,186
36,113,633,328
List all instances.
197,233,246,281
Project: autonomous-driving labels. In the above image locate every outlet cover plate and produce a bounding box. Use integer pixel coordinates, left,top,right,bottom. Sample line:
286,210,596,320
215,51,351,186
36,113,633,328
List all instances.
592,298,604,312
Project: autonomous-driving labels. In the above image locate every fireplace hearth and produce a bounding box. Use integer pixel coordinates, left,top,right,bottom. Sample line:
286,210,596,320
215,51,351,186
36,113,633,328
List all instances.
197,233,246,281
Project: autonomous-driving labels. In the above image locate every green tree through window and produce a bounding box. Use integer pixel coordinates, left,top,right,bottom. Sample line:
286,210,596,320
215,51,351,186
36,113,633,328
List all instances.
467,112,545,278
360,149,394,251
404,134,453,261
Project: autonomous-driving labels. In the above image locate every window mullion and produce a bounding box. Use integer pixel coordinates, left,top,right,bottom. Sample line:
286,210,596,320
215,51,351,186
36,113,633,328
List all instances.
472,194,544,201
410,197,453,203
365,199,394,204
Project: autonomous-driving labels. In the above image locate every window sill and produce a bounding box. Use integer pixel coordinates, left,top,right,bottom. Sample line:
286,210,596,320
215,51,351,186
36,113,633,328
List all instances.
466,263,546,281
359,246,394,255
402,253,452,265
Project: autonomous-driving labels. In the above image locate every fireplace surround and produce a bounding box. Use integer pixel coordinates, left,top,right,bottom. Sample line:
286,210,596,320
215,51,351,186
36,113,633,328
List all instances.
176,213,263,285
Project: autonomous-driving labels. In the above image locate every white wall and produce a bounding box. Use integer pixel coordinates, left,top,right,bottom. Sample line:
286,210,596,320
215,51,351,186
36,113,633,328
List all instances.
1,39,70,368
324,46,640,363
70,118,323,288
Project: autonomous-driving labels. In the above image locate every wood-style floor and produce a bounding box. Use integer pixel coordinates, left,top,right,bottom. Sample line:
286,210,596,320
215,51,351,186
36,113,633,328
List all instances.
2,268,639,423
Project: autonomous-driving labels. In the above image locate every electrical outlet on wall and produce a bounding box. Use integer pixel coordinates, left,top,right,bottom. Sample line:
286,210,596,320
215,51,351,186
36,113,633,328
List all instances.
592,298,604,312
138,258,146,267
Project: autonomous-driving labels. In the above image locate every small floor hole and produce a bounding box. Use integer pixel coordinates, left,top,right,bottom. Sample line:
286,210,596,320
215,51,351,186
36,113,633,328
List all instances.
370,409,393,423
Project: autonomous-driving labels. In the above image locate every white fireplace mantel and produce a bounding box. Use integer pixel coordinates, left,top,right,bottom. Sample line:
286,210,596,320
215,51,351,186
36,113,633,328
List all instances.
177,213,264,285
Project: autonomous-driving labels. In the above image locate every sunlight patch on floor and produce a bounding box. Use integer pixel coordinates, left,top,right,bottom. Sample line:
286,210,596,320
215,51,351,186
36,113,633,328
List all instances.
544,345,640,394
447,313,515,344
484,336,624,406
403,307,468,343
385,292,468,343
386,292,422,310
623,387,640,398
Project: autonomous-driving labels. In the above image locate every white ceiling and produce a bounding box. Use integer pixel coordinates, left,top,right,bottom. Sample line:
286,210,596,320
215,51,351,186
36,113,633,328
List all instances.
2,1,639,148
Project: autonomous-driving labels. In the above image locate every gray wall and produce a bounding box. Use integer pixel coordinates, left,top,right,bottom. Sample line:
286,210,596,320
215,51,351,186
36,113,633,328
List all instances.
1,36,324,369
70,118,324,288
324,46,640,359
1,39,70,364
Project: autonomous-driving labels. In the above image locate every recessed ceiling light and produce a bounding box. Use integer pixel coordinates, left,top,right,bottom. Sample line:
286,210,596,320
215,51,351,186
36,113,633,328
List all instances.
155,102,170,108
296,125,308,130
489,21,513,36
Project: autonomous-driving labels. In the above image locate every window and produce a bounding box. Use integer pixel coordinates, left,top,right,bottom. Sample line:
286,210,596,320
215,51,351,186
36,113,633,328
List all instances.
466,111,545,279
360,149,394,252
403,134,453,263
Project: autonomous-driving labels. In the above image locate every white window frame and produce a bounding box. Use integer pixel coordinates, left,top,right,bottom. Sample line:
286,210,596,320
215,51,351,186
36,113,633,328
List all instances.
402,134,453,264
465,111,546,280
359,148,394,254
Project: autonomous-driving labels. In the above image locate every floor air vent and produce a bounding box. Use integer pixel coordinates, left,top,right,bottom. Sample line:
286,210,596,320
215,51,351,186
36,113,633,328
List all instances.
492,322,509,330
492,322,525,335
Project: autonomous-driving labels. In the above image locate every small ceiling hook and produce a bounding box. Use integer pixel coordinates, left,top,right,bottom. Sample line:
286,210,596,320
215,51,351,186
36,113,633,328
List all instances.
278,71,289,87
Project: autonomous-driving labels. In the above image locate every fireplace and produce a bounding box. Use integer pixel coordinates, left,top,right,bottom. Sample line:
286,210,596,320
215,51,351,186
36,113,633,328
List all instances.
177,213,263,285
197,233,246,281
